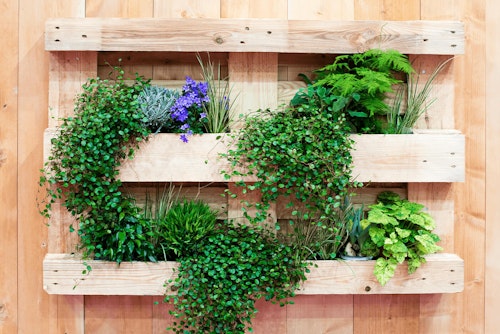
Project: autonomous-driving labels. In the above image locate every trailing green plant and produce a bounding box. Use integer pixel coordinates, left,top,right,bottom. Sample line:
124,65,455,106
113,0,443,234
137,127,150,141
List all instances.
165,222,308,334
137,85,180,133
297,49,415,133
386,58,452,133
197,54,236,133
39,66,157,263
155,199,218,257
222,91,361,232
360,191,442,285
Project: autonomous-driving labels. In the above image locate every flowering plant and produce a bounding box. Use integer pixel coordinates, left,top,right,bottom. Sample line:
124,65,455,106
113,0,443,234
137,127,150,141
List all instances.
171,76,210,142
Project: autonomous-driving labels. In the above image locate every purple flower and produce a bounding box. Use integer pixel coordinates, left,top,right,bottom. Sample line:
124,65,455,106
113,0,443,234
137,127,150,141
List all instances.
180,134,189,143
200,112,207,119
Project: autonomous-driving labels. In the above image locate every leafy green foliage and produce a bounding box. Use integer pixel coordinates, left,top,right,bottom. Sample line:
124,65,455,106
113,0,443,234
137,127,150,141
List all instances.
156,199,218,257
223,92,361,232
309,49,414,133
165,222,308,334
360,191,442,285
39,66,156,263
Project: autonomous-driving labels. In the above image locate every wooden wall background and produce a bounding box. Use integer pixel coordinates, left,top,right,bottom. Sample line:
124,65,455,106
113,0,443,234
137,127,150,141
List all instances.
0,0,495,333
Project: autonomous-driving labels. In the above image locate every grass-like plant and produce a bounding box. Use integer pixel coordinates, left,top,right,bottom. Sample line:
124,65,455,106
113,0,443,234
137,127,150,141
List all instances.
360,191,442,285
197,54,236,133
156,199,218,257
386,58,452,133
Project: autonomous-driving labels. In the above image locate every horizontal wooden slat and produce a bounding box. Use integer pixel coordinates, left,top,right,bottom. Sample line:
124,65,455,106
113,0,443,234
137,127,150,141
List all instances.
45,18,464,54
43,130,465,183
43,253,464,295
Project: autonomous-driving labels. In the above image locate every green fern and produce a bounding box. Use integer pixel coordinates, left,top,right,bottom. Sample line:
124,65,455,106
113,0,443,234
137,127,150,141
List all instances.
314,49,414,133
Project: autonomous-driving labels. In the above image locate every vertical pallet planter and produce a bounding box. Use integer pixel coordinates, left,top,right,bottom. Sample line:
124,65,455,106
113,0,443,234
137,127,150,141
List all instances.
43,18,465,295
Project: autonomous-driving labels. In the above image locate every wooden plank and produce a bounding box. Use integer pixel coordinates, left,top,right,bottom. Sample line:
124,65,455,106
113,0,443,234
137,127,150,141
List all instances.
220,0,287,19
286,295,354,334
86,0,154,17
154,0,221,19
354,294,420,334
43,253,464,296
424,1,486,334
84,296,153,334
0,0,18,332
18,1,86,334
43,131,465,183
288,0,354,20
45,18,465,54
485,0,500,333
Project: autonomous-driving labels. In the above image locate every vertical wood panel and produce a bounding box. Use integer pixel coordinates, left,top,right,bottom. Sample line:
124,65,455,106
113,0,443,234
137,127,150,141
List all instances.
153,0,221,18
0,0,18,332
83,1,156,333
485,0,500,332
221,0,287,18
287,295,353,334
86,0,154,17
423,1,486,333
18,1,85,333
353,2,421,333
85,296,154,334
286,2,355,332
288,0,354,19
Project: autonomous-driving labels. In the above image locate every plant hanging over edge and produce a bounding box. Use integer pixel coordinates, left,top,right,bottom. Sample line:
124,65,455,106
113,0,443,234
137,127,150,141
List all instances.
222,87,362,255
39,66,157,263
164,221,308,334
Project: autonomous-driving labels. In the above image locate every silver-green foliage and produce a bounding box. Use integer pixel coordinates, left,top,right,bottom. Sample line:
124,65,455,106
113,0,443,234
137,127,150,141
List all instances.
138,85,179,133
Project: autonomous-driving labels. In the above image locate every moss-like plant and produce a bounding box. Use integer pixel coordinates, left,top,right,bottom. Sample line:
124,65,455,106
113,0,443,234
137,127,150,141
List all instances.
165,222,308,334
39,66,156,263
361,191,442,285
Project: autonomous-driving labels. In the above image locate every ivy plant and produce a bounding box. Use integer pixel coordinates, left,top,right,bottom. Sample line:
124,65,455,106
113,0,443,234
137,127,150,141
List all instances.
39,66,156,263
360,191,442,285
165,222,308,334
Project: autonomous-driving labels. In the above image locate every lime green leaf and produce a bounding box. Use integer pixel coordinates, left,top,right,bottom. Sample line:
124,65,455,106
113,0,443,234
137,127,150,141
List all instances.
374,258,398,286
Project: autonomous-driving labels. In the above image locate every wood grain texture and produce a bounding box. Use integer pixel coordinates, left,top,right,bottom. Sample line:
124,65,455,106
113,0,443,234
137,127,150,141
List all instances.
18,1,86,333
353,3,423,334
45,18,465,54
85,296,154,334
485,0,500,333
220,0,287,19
287,295,354,334
431,1,486,333
0,0,18,332
43,253,464,296
86,0,154,17
44,130,465,183
288,0,354,20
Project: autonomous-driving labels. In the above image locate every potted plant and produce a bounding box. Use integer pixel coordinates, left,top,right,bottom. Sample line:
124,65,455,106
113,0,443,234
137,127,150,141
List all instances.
360,191,442,285
340,200,372,260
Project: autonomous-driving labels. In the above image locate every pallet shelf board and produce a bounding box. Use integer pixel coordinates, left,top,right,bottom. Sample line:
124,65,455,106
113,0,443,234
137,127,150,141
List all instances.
43,129,465,183
45,18,464,55
43,253,464,296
